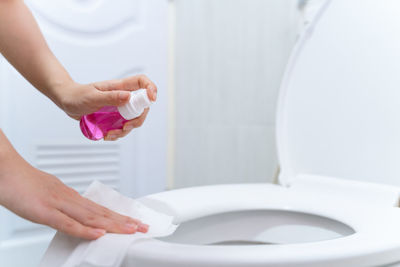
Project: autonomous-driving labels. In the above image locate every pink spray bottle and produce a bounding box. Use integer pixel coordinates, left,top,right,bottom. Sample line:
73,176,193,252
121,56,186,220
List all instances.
80,89,152,141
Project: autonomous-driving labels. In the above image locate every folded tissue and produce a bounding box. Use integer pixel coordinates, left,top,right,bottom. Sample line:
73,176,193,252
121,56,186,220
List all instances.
39,181,178,267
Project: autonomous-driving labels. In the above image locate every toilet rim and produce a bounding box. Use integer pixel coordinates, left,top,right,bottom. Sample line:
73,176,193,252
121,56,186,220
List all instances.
128,184,400,265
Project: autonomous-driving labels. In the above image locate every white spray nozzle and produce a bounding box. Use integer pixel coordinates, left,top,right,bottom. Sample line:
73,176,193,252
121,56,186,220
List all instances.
118,89,153,120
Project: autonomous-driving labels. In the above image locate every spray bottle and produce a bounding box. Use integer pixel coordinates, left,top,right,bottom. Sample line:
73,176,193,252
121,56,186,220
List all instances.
80,89,152,140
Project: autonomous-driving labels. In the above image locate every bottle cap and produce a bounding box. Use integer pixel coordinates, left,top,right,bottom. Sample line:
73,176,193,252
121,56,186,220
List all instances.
118,89,153,120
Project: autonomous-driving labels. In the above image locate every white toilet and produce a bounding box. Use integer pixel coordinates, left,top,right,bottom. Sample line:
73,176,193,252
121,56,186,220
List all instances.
122,0,400,266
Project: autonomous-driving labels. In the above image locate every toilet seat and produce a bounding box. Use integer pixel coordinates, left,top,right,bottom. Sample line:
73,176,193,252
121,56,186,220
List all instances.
122,184,400,267
123,0,400,266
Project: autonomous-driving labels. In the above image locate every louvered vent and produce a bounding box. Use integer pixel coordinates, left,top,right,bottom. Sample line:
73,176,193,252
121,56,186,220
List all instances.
35,143,121,194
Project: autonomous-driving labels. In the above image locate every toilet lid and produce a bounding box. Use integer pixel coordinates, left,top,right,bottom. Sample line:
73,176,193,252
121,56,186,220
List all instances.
277,0,400,186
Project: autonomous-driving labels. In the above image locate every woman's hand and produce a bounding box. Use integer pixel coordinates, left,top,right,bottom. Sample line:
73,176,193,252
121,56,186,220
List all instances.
0,130,149,240
54,75,157,141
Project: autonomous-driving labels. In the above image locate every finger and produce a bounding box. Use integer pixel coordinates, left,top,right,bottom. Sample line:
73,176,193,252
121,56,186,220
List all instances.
138,223,149,233
123,108,149,131
78,198,149,234
92,79,124,91
118,127,133,139
94,75,157,101
104,129,123,141
57,193,142,233
135,75,157,101
92,90,131,108
57,198,140,235
48,209,105,240
105,109,150,140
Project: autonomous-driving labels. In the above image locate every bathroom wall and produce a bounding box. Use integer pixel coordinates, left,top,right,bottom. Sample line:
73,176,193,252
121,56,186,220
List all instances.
169,0,300,188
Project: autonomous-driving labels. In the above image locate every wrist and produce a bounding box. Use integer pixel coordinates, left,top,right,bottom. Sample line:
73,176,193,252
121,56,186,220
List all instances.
46,78,77,111
0,131,27,183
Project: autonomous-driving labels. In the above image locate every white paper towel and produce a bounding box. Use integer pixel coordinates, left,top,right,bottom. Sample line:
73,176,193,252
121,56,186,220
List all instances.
39,181,178,267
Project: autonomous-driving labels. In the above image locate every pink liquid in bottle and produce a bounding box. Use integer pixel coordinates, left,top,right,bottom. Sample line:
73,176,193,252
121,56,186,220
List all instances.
80,106,129,141
80,89,152,141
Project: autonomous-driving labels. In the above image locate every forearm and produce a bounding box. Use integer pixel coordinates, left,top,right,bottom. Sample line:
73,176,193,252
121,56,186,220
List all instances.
0,0,73,108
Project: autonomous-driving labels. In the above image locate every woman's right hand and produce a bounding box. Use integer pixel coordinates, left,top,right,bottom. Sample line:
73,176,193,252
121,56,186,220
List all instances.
54,75,157,141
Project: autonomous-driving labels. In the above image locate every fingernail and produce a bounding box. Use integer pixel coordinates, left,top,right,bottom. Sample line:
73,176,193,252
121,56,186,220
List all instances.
138,223,149,233
152,92,157,101
125,223,138,232
91,228,106,237
109,135,117,140
124,125,134,131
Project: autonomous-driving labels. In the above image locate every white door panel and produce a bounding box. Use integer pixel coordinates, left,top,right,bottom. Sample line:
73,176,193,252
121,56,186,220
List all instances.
0,1,168,266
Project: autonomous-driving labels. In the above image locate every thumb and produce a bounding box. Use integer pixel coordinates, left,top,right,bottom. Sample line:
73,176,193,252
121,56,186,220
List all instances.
94,90,130,107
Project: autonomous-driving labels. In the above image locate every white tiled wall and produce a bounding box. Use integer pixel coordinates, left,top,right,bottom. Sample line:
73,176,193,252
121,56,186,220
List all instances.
170,0,300,188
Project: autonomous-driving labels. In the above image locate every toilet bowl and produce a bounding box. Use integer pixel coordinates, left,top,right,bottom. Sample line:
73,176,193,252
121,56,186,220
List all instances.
122,0,400,266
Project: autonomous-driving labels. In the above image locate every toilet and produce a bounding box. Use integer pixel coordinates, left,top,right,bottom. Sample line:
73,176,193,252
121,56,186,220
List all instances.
123,0,400,266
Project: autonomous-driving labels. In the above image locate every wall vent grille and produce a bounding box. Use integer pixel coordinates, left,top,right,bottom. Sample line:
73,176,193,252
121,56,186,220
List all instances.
35,143,121,194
